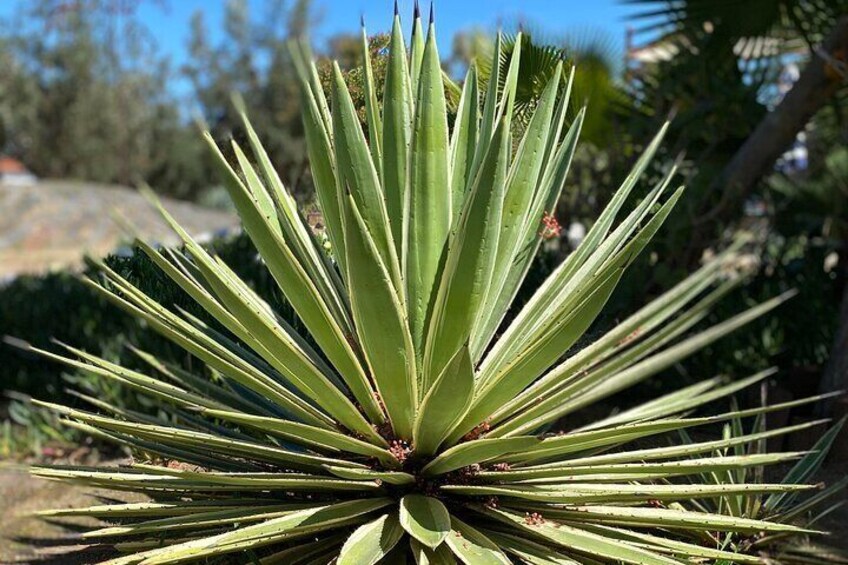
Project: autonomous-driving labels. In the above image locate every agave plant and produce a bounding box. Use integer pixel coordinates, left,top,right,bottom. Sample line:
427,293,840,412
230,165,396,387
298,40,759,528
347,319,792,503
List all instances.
674,407,847,564
24,5,839,564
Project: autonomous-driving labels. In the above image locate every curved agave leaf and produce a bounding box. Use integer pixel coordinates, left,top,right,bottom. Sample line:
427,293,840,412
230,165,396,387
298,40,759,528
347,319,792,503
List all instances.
400,495,451,549
381,10,413,257
479,506,681,565
410,537,457,564
445,516,511,564
342,192,417,439
338,513,404,565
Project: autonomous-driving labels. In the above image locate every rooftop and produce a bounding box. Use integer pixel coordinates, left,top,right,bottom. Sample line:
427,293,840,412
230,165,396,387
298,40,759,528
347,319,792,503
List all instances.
0,157,30,175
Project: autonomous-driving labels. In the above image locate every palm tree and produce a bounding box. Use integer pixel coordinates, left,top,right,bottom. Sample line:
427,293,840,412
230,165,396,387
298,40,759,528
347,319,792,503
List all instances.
628,0,848,413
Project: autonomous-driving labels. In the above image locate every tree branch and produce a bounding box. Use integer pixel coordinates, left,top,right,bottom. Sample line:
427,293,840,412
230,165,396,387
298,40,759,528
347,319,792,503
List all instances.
696,16,848,225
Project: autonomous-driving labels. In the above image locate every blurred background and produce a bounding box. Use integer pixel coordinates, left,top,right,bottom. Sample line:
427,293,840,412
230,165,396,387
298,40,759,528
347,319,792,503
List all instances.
0,0,846,471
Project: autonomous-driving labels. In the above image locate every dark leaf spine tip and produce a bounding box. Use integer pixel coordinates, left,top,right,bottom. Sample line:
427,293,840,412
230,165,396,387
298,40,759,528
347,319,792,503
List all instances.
429,2,434,24
360,13,365,28
414,0,420,19
394,0,399,16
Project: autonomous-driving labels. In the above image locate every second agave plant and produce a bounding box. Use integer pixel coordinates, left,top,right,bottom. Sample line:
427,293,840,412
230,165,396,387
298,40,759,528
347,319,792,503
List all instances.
26,4,843,564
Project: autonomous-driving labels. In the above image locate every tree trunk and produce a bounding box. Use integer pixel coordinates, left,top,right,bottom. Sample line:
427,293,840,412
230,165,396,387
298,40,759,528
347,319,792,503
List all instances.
686,18,848,415
818,273,848,415
696,17,848,226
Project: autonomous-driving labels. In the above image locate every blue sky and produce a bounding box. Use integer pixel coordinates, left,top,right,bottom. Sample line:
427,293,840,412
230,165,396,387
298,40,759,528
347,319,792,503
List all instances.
131,0,636,57
1,0,640,96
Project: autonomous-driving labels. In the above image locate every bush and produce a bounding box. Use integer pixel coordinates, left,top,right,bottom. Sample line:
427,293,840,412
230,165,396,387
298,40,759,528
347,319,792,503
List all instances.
0,233,295,410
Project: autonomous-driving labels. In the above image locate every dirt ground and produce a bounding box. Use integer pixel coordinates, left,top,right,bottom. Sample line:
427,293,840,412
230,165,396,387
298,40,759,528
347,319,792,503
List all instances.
1,461,847,564
0,461,141,564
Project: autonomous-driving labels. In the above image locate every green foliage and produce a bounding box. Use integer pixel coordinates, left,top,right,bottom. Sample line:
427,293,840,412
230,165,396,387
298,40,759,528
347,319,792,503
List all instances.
21,9,840,564
0,0,210,198
0,0,319,202
476,32,570,128
0,393,71,459
185,0,316,202
675,411,848,563
452,26,626,145
317,33,391,131
542,0,848,394
619,0,848,277
627,0,847,50
604,91,845,390
0,232,303,456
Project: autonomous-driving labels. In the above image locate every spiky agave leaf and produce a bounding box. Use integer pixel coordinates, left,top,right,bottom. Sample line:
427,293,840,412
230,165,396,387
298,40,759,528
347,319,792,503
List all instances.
25,6,833,564
672,408,847,564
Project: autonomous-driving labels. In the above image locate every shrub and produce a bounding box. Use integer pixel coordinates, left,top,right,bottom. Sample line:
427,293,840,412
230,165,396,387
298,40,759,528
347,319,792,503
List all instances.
1,233,291,404
26,8,836,564
0,233,298,456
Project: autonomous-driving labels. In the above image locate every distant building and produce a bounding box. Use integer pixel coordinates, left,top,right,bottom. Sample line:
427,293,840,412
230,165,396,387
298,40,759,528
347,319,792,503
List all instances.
0,157,37,186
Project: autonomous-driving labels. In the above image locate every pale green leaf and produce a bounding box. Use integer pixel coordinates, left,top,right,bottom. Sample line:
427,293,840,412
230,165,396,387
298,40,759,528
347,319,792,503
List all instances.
400,495,451,549
411,538,457,564
360,22,383,171
381,11,413,256
407,19,451,355
342,193,417,439
338,513,404,565
448,63,479,217
414,344,475,456
199,408,396,466
444,516,511,565
422,437,540,477
324,465,415,485
331,62,400,287
480,506,680,565
423,119,507,389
